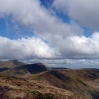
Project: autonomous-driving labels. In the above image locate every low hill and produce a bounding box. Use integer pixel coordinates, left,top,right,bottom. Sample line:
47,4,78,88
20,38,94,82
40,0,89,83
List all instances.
0,60,25,68
0,60,25,72
4,62,51,76
0,60,51,76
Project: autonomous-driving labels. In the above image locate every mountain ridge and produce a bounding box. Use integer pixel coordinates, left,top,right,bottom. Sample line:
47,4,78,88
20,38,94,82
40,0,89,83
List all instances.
0,60,51,76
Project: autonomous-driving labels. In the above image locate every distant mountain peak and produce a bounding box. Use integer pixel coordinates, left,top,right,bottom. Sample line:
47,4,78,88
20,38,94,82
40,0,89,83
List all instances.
35,62,47,67
9,59,20,63
12,59,19,62
0,60,25,69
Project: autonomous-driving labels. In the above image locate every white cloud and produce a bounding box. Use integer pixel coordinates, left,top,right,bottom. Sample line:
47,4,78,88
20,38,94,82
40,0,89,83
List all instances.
53,0,99,30
0,36,56,60
0,0,98,57
1,32,99,61
50,32,99,58
0,0,83,37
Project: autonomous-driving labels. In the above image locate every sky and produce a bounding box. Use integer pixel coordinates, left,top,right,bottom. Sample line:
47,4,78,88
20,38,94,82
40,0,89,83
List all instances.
0,0,99,68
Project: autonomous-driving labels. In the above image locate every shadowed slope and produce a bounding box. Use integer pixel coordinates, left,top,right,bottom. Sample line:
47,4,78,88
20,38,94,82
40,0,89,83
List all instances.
24,63,51,74
31,68,99,99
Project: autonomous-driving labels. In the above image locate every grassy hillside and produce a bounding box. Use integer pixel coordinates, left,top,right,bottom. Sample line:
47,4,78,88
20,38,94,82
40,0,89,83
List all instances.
0,60,25,72
0,74,80,99
0,60,99,99
31,69,99,99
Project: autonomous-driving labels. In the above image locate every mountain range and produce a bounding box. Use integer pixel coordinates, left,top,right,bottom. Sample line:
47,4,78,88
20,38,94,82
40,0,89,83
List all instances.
0,60,99,99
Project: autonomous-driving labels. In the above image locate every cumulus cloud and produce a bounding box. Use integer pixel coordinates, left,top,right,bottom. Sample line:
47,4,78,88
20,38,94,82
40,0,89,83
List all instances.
1,32,99,61
50,32,99,58
0,0,83,37
0,36,56,60
0,0,98,57
53,0,99,30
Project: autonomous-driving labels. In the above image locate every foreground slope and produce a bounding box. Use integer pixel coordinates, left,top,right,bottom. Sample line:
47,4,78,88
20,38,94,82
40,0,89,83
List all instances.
31,68,99,99
0,74,80,99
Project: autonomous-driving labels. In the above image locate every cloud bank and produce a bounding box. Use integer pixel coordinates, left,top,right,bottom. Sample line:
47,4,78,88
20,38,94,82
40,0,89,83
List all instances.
0,36,56,60
1,32,99,60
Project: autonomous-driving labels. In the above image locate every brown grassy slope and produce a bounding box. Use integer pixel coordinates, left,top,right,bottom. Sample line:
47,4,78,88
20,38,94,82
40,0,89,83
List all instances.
1,60,99,99
30,68,99,99
0,60,25,72
0,74,80,99
0,60,25,68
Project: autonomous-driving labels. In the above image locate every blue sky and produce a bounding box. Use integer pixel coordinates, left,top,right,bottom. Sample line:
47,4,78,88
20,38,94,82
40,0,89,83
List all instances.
0,0,99,68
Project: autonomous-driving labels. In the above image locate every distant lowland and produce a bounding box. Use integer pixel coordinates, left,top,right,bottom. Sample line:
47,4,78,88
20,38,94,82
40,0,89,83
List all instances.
0,60,99,99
